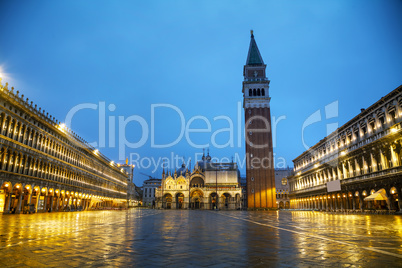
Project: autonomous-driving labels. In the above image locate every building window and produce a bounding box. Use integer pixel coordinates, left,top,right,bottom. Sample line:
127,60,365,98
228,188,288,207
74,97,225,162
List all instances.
251,177,254,181
282,178,287,186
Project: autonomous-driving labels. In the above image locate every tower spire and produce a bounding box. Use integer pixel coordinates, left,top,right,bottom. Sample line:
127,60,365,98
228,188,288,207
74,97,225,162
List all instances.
246,30,264,66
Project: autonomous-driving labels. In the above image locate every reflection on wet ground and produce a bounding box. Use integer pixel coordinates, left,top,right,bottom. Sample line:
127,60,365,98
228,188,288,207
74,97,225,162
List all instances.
0,209,401,267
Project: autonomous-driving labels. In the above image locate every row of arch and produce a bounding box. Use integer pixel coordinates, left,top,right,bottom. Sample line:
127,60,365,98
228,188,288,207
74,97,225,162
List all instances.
292,143,402,191
0,111,126,184
290,186,401,212
248,88,265,97
158,190,242,210
295,96,402,171
0,181,124,214
0,145,126,196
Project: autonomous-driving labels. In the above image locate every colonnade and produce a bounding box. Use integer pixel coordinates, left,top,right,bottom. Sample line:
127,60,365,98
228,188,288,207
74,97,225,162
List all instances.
290,186,402,212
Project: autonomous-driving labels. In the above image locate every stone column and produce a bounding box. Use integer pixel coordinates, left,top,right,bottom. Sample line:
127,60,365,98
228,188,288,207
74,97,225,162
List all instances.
359,195,364,211
386,194,392,211
5,193,12,213
396,187,402,213
340,195,344,210
35,194,40,213
56,197,60,211
49,196,53,212
16,193,24,214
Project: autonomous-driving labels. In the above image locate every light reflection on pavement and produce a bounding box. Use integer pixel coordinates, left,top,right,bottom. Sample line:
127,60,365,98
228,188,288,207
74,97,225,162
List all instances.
0,209,401,267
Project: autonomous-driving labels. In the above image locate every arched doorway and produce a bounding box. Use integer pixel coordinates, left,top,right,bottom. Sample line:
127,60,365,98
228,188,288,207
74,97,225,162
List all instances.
221,193,231,210
191,190,203,209
210,193,218,210
176,193,184,209
0,182,12,213
163,194,173,209
279,201,284,209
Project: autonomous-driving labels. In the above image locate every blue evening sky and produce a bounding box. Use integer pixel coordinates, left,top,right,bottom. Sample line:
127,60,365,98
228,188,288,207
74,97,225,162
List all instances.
0,0,401,186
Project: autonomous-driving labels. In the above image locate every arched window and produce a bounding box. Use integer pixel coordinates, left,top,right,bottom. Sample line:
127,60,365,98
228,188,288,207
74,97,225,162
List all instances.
253,89,256,96
249,89,252,96
262,88,265,96
257,89,261,96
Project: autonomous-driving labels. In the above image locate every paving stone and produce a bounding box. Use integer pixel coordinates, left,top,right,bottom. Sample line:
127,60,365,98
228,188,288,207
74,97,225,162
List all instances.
0,209,401,266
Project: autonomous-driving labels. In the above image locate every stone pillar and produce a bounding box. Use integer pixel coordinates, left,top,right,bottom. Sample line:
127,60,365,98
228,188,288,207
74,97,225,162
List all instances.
61,196,65,210
359,195,364,211
49,196,53,212
386,195,392,211
43,195,47,212
5,193,12,213
27,192,32,206
339,193,345,210
56,197,60,211
16,193,24,214
397,188,402,213
35,194,40,213
352,197,356,210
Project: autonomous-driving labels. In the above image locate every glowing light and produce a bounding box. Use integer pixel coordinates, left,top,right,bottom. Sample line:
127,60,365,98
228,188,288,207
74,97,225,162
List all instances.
5,183,9,187
391,128,397,133
340,151,346,156
26,186,30,189
59,123,66,130
41,188,45,192
110,161,114,166
16,185,20,188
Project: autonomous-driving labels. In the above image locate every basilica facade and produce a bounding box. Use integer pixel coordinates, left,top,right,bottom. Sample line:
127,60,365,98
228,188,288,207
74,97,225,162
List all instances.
155,153,242,210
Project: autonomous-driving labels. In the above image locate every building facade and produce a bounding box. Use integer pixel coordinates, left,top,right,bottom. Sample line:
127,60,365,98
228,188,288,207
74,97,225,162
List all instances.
155,153,242,210
0,80,128,214
275,167,293,209
243,31,276,209
288,85,402,213
118,162,140,207
142,178,161,207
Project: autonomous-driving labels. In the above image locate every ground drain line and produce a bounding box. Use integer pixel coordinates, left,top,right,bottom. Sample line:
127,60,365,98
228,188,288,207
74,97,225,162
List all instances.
219,213,402,260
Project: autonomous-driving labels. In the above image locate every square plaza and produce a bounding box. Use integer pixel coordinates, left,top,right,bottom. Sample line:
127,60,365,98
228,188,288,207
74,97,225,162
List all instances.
1,209,401,267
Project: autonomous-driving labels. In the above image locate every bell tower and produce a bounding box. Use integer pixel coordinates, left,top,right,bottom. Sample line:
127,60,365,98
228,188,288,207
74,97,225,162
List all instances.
243,30,276,209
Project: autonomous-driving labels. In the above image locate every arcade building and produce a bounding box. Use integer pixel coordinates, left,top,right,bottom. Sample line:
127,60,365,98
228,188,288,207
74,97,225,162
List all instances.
0,80,128,214
288,85,402,213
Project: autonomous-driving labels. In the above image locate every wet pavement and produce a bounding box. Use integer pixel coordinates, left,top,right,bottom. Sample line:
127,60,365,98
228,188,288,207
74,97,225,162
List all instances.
0,209,401,267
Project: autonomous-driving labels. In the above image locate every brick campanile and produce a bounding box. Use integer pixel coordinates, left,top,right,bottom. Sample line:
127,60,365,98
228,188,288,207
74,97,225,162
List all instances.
243,30,276,209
